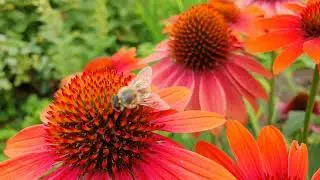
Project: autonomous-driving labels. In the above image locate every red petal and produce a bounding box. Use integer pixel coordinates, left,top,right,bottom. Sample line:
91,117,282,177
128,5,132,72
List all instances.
146,143,237,179
226,120,265,179
199,72,226,115
257,126,288,178
312,168,320,180
154,110,226,133
83,57,113,72
5,125,50,158
284,3,304,13
196,141,245,180
152,59,184,88
0,152,57,180
246,29,304,52
44,166,83,180
303,38,320,64
231,54,272,79
226,63,268,100
273,40,303,75
113,170,132,180
141,40,169,64
84,172,110,180
288,141,308,180
187,72,200,109
256,15,301,29
216,70,247,123
157,86,191,111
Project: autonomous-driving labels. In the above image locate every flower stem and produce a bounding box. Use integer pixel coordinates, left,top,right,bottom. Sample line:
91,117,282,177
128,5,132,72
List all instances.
268,52,276,125
302,65,320,143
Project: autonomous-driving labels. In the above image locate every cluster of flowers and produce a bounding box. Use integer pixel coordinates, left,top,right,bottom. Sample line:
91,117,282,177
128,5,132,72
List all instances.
1,0,320,179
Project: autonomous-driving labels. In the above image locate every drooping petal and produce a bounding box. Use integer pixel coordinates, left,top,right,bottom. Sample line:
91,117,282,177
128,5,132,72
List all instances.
284,3,304,13
288,141,308,180
196,141,244,180
111,48,141,73
157,86,191,111
83,57,113,72
257,126,288,178
187,71,200,110
273,41,303,75
0,152,57,180
226,120,265,179
43,166,83,180
312,168,320,180
226,63,268,100
216,70,247,123
199,72,226,115
141,40,170,64
133,159,175,180
147,143,237,180
303,38,320,64
246,29,304,52
231,54,272,79
113,170,133,180
4,125,50,158
256,15,301,29
153,110,226,133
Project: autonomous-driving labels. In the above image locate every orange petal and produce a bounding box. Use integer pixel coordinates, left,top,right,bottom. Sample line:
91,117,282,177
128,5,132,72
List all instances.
273,41,303,75
256,15,301,30
312,168,320,180
226,120,265,179
245,29,304,53
4,125,50,158
284,3,304,13
196,141,244,179
83,57,113,72
257,126,288,178
154,110,226,133
148,142,237,180
111,48,143,73
157,86,191,111
0,152,57,180
288,141,308,180
303,38,320,64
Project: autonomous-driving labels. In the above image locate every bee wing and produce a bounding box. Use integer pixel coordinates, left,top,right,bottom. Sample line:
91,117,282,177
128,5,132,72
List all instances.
139,93,170,111
128,66,152,90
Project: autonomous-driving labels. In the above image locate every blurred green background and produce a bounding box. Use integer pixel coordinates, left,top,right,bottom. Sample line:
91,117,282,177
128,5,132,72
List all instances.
0,0,207,161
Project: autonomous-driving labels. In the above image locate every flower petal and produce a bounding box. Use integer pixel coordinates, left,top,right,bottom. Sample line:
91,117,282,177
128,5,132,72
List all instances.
0,152,57,180
44,166,83,180
84,172,110,180
284,3,304,13
288,141,308,180
257,126,288,178
216,70,247,123
157,86,191,111
226,63,268,100
199,72,226,115
4,125,50,158
231,54,272,79
273,40,303,75
141,40,169,64
246,29,304,52
83,57,113,72
154,110,226,133
303,38,320,64
152,58,183,88
226,120,264,179
256,15,301,29
147,142,236,180
196,141,244,180
312,168,320,180
113,170,132,180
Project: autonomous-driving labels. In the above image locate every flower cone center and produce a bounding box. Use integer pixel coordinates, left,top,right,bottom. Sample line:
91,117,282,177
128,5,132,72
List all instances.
301,2,320,37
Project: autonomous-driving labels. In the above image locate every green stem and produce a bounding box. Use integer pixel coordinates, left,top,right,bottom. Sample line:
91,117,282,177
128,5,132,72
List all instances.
267,52,276,125
302,65,320,144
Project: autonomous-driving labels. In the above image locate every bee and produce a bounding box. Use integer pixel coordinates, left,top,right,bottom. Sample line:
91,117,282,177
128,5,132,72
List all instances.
111,66,170,111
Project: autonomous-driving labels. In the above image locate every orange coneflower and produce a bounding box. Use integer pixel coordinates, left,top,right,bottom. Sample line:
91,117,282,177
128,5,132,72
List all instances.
208,0,264,34
196,120,320,180
143,4,271,123
0,68,233,179
246,0,320,74
60,48,143,87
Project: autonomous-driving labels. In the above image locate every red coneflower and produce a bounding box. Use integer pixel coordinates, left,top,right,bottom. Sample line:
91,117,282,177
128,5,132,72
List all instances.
0,68,233,179
196,120,320,180
208,0,264,34
143,4,271,122
238,0,300,16
246,0,320,74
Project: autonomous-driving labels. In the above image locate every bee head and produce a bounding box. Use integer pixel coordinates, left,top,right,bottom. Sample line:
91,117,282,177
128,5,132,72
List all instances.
111,95,121,111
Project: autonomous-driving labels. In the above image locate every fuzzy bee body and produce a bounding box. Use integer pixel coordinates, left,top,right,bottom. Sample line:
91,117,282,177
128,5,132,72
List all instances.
111,67,170,112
